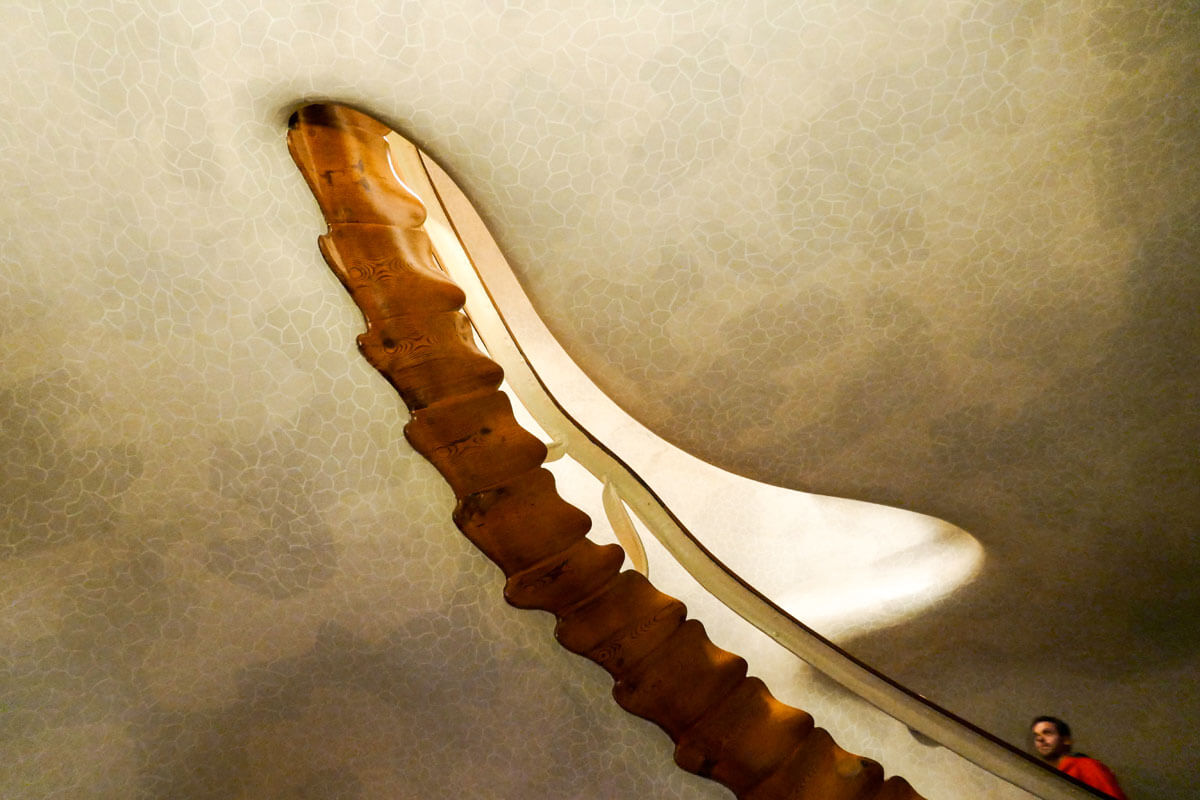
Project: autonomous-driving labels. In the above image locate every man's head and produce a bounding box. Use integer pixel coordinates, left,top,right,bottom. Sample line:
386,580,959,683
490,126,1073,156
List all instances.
1031,716,1073,761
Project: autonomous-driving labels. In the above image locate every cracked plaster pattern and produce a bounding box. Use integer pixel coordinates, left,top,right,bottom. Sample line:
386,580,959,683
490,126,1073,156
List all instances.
0,1,1195,799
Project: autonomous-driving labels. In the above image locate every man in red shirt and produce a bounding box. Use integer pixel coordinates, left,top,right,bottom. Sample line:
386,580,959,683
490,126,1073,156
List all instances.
1032,716,1128,799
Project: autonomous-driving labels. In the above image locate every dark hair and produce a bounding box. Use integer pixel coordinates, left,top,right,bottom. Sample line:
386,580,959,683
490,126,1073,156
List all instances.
1032,715,1072,739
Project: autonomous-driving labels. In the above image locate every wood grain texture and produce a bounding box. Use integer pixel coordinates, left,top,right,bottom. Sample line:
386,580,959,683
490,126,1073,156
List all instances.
287,102,926,800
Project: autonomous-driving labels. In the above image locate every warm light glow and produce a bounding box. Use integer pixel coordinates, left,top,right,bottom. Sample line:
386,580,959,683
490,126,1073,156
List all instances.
392,132,985,645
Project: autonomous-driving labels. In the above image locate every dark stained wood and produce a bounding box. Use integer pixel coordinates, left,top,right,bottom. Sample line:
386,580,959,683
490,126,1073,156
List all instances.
287,102,927,800
504,537,626,611
455,468,594,573
555,570,688,675
673,676,815,794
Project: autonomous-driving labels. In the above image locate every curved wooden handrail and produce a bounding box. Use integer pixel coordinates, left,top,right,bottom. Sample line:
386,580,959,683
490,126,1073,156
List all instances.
394,136,1105,800
288,102,925,800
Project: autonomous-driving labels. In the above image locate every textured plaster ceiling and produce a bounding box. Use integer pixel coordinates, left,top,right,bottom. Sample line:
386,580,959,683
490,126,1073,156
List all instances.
405,4,1198,797
0,1,1197,799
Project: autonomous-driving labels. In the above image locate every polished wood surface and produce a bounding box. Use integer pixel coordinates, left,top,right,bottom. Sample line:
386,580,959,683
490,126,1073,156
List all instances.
288,102,925,800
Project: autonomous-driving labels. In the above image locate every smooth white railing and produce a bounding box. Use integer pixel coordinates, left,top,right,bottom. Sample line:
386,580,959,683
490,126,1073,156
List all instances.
384,132,1097,800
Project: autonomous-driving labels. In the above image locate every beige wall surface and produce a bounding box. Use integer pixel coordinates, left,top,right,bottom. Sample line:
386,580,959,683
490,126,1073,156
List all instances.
0,1,1195,799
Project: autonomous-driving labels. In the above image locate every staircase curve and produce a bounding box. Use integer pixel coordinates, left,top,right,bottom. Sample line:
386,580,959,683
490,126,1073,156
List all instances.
287,102,1104,800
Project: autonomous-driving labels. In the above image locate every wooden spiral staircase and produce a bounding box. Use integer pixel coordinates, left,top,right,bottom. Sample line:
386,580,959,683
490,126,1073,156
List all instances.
288,102,925,800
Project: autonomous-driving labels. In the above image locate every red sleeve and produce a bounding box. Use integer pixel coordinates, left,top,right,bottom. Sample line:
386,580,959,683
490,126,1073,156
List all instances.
1059,756,1128,800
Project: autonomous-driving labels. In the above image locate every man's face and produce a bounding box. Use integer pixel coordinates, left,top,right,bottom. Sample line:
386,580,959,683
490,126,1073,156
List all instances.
1032,721,1071,761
